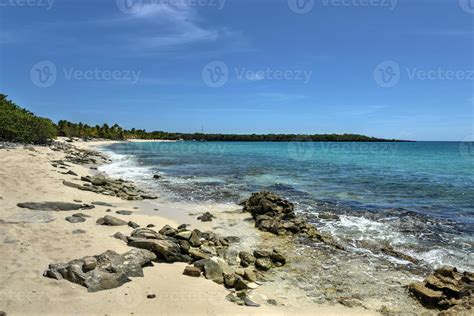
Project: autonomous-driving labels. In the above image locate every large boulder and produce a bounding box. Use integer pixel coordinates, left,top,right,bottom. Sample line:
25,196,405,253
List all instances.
242,191,295,218
43,249,156,292
17,202,93,212
96,215,127,226
409,266,473,312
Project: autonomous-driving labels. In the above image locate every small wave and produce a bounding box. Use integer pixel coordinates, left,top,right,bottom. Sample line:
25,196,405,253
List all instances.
98,149,153,183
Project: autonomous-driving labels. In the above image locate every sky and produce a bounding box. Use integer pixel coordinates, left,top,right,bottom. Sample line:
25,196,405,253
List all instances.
0,0,473,141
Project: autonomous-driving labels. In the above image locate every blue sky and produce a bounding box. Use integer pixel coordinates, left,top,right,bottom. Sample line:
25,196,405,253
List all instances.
0,0,473,141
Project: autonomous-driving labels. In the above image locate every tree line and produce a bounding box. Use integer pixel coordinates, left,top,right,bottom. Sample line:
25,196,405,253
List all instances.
0,94,400,144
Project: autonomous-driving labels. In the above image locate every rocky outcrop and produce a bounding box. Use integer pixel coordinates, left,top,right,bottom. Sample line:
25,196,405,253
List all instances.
241,192,344,250
72,175,157,201
17,202,93,212
43,249,156,292
409,266,473,313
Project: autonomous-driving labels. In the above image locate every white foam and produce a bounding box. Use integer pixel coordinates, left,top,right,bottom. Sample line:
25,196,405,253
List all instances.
98,149,153,183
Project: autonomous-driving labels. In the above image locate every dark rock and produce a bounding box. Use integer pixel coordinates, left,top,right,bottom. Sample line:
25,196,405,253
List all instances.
409,266,474,311
43,249,156,292
197,212,214,222
159,225,177,237
96,215,127,226
189,230,202,247
380,243,419,264
244,296,260,307
255,257,273,271
267,299,278,306
203,260,224,284
65,216,86,223
17,202,91,212
128,221,140,229
63,181,83,190
270,248,286,266
253,250,271,258
112,232,128,242
147,224,155,228
239,252,256,267
66,170,78,176
177,224,188,230
183,266,201,277
178,239,190,251
317,212,340,220
72,229,86,234
153,175,161,179
116,210,133,216
92,201,114,207
147,294,156,299
73,213,91,218
189,248,210,260
234,276,249,291
224,273,237,288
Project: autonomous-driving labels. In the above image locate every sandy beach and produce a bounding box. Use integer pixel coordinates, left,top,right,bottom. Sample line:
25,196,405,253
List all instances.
0,140,373,316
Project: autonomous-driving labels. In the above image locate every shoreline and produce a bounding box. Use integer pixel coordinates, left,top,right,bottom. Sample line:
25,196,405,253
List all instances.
0,139,372,315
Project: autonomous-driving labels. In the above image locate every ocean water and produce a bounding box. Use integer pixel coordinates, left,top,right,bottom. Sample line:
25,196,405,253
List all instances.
99,141,474,271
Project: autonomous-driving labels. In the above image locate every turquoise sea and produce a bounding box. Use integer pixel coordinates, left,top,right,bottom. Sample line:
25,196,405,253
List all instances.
100,141,474,271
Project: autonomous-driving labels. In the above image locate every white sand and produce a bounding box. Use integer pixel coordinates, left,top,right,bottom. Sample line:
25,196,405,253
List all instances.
0,141,375,315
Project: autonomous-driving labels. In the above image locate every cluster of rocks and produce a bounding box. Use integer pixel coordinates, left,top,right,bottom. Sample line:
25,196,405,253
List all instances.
44,222,286,306
409,266,473,314
43,249,156,292
241,191,344,250
63,174,157,201
50,141,109,165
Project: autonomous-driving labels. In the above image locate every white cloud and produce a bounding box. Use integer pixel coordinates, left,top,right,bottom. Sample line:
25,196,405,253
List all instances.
127,3,220,48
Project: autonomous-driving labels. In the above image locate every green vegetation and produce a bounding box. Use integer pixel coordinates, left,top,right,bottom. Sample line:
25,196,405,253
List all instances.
57,120,398,142
0,94,57,144
0,93,401,143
